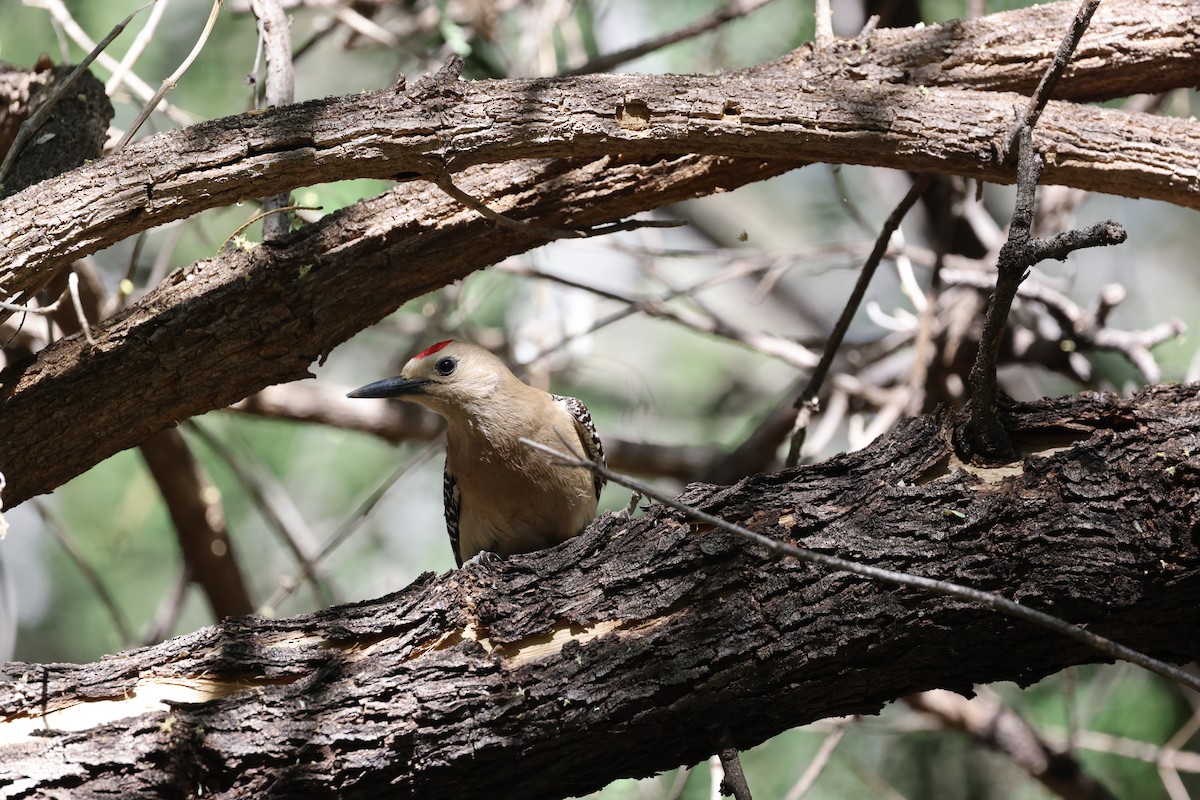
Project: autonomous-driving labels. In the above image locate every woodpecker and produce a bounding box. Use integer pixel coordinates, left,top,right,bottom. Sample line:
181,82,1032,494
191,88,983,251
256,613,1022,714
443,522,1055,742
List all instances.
348,340,606,566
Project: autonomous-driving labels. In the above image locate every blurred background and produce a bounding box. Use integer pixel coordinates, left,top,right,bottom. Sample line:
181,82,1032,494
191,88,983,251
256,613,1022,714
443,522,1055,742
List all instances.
1,0,1198,797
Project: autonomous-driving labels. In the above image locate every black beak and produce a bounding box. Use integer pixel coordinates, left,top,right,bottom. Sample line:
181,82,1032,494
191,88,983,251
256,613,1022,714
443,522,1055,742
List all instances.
347,376,431,399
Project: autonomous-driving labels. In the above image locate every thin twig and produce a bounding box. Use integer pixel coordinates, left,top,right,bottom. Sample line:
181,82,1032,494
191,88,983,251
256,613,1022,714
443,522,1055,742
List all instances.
67,272,95,346
663,766,693,800
260,439,442,614
219,205,323,251
814,0,834,46
0,1,155,187
32,500,134,645
561,0,779,76
967,127,1126,459
333,6,400,48
1062,727,1200,772
428,169,587,240
106,0,170,95
0,291,66,316
114,0,224,152
0,473,8,541
577,219,686,237
520,438,1200,696
1000,0,1101,162
941,270,1182,384
185,419,335,609
718,747,753,800
783,723,848,800
906,688,1117,800
140,568,192,645
785,174,932,467
502,253,793,368
28,0,194,125
501,262,818,369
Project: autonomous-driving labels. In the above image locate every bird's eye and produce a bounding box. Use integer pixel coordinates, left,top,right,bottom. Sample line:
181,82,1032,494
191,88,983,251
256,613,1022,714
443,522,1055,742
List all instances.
434,357,457,376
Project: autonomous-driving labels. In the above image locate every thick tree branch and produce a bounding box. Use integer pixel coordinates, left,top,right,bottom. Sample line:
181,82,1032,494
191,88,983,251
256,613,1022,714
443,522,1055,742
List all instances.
0,0,1193,507
1,0,1196,305
0,154,791,507
846,0,1194,101
2,385,1199,797
139,429,254,620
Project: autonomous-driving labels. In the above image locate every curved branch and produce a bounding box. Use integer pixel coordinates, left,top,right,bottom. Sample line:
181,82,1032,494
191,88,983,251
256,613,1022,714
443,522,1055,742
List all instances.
1,0,1196,303
850,0,1195,100
0,155,791,506
2,385,1198,797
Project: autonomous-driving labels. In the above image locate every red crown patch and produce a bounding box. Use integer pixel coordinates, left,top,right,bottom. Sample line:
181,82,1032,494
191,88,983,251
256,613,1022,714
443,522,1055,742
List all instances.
415,340,454,359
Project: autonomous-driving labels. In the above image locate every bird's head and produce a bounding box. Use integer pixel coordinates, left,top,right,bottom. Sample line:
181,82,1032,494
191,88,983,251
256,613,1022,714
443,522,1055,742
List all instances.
347,340,510,416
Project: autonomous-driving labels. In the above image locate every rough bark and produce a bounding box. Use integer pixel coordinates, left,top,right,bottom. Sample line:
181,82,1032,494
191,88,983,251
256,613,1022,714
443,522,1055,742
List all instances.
0,0,1196,509
0,0,1195,304
0,154,791,507
836,0,1195,100
0,61,113,199
2,385,1199,799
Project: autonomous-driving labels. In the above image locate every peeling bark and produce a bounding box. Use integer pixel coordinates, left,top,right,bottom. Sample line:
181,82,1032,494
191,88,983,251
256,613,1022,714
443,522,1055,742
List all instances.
2,386,1199,798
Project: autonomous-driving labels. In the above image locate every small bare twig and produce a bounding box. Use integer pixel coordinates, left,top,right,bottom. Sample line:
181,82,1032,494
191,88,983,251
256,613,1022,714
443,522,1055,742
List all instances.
942,270,1183,384
31,500,134,645
105,0,170,95
1000,0,1101,162
185,420,335,610
663,766,693,800
29,0,194,125
967,127,1126,460
431,168,678,241
718,747,753,800
502,252,798,368
0,473,8,541
783,723,848,800
1063,726,1200,772
140,567,191,645
0,292,66,316
220,205,322,251
260,439,441,614
998,0,1099,163
113,0,224,152
502,262,819,369
785,174,933,467
907,689,1118,800
66,272,94,346
428,169,584,239
520,437,1200,695
854,15,880,46
814,0,834,46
